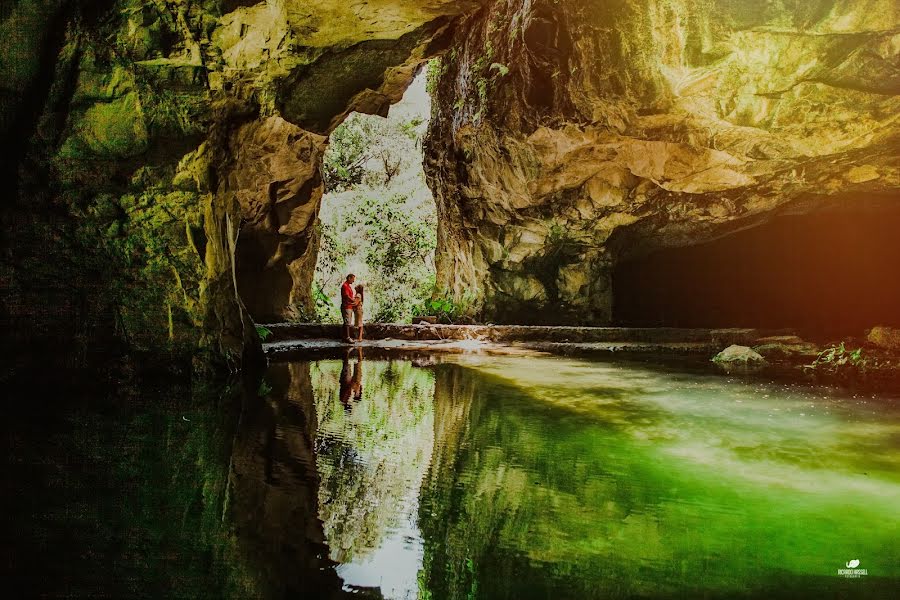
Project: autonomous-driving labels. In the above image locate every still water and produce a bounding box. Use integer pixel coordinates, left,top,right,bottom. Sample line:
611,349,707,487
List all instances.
12,351,899,598
241,351,900,599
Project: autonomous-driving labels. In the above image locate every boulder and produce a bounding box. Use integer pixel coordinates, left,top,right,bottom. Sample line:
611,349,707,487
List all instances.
712,345,768,372
752,336,820,360
867,326,900,351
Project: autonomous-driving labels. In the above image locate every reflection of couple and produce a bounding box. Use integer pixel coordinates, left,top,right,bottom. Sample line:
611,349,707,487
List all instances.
339,347,363,408
340,274,365,344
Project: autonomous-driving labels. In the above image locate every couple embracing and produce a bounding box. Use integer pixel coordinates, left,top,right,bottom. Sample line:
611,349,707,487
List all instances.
340,274,365,344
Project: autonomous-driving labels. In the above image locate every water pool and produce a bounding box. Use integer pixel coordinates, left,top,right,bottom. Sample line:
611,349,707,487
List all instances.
232,351,900,599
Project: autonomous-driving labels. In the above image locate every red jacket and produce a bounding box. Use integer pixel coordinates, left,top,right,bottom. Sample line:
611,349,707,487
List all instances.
341,282,356,309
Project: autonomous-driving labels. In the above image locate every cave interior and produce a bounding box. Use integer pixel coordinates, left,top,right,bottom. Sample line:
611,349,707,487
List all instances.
612,199,900,336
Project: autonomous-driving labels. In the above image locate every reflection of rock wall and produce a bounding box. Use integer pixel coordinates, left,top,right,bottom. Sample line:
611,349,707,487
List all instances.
418,357,900,598
426,0,900,324
227,362,345,598
427,364,480,481
418,365,482,598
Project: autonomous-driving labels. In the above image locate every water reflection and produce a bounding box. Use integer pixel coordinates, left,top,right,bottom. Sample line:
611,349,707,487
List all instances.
312,351,435,597
339,347,364,408
294,354,900,600
226,362,346,598
18,354,896,598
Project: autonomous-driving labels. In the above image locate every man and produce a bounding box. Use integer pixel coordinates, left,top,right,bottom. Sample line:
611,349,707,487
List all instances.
340,274,360,344
338,347,364,409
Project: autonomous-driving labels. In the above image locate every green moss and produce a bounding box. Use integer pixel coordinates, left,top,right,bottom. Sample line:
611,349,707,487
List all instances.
72,60,135,103
58,92,149,159
70,186,206,352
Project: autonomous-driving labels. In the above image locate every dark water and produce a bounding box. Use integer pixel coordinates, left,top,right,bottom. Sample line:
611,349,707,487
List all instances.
7,351,900,598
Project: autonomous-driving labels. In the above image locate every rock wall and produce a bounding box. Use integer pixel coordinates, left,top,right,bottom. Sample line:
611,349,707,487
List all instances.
2,0,477,368
425,0,900,325
5,0,898,366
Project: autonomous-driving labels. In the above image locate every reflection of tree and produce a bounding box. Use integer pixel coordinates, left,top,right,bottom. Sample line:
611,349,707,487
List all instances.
311,359,436,563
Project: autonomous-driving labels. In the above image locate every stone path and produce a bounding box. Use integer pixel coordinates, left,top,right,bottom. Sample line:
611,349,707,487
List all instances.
260,323,795,357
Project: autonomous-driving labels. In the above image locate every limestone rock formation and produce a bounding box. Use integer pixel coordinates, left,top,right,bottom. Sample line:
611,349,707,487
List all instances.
224,116,325,320
867,326,900,351
425,0,900,324
4,0,899,367
2,0,477,366
752,335,819,359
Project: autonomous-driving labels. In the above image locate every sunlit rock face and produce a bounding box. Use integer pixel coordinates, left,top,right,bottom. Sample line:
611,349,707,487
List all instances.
426,0,900,324
3,0,477,363
213,1,478,322
226,116,325,321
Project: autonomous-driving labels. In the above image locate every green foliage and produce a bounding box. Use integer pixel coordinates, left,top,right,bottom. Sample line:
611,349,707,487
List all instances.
414,293,474,324
361,193,435,277
354,192,437,323
284,283,338,324
313,283,341,323
425,57,443,96
806,342,869,373
467,40,505,123
255,326,272,341
316,186,437,322
315,75,437,324
400,117,425,140
257,379,272,397
489,62,509,77
323,117,370,192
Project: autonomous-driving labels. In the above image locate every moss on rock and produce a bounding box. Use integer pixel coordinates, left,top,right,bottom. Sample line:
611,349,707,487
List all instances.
58,91,149,158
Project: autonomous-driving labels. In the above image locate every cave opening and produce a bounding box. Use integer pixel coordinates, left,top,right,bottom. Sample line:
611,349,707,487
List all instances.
310,65,438,324
612,201,900,337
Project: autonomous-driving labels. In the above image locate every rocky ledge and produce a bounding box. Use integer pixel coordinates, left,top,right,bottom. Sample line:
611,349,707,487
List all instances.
262,323,900,390
261,322,788,346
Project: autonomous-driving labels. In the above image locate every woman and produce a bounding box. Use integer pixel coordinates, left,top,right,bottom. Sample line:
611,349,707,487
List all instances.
353,283,365,342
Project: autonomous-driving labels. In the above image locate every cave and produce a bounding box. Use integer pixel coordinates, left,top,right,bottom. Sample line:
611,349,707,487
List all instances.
612,201,900,336
5,0,896,362
6,1,900,598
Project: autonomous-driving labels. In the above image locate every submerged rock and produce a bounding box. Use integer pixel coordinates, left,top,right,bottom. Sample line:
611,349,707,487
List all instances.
713,345,768,372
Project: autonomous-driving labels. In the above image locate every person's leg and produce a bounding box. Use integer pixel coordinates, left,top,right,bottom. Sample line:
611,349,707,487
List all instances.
355,308,364,341
342,308,353,343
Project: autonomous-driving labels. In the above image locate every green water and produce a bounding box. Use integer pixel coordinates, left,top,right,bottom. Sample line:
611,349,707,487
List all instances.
298,352,899,599
9,352,899,598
